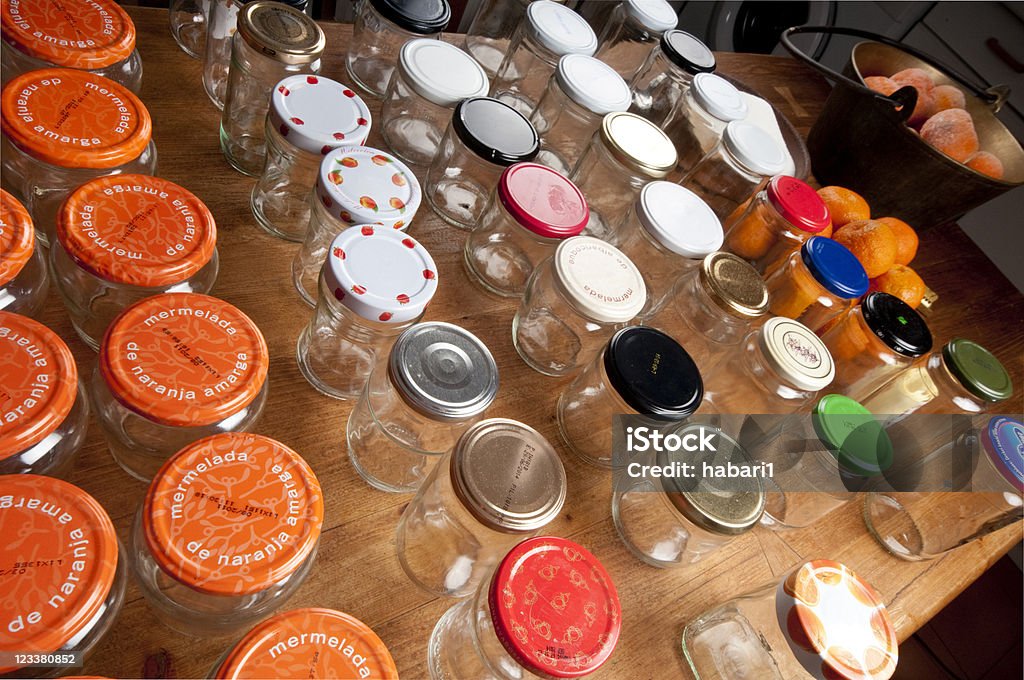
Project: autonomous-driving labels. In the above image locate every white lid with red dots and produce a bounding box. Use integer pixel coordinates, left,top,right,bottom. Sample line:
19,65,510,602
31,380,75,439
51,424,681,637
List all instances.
269,75,371,155
322,226,438,323
316,147,421,231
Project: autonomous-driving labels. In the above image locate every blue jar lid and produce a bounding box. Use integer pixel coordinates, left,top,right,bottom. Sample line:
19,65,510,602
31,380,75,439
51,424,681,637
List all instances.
800,236,869,299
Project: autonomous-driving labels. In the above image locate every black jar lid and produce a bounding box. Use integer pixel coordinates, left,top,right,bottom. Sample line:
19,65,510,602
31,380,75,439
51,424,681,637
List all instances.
661,30,716,76
452,97,540,166
861,292,933,358
603,327,703,419
369,0,451,34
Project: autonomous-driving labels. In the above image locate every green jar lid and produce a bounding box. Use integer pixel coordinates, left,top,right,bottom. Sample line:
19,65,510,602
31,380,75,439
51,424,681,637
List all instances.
812,394,892,476
942,339,1013,403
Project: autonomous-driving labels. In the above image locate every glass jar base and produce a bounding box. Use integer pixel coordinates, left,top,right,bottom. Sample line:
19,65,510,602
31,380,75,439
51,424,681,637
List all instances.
70,319,102,352
610,495,686,570
862,494,930,561
345,59,390,99
511,314,579,377
426,180,487,231
682,609,784,679
534,147,572,177
219,126,266,178
492,90,535,119
108,443,166,483
427,599,465,680
251,189,307,242
347,445,423,494
462,246,523,299
171,22,206,60
556,406,613,469
295,331,362,400
382,119,441,167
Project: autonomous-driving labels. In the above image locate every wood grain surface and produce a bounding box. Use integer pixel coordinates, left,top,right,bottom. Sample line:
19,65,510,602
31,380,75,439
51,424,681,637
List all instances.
26,9,1024,679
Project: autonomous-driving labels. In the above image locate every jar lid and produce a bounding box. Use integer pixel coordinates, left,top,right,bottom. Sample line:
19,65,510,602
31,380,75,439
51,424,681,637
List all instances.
661,30,715,75
398,38,489,108
452,97,540,166
323,226,437,323
600,112,677,178
778,560,898,680
56,175,217,287
800,236,869,300
450,419,566,533
766,175,831,234
553,236,646,323
722,120,789,177
623,0,677,32
525,1,598,57
860,292,932,358
143,433,323,596
0,69,152,169
237,1,325,65
389,322,499,421
1,0,135,70
758,317,835,392
0,475,119,674
213,608,398,679
317,146,421,230
0,189,33,286
555,54,632,115
699,251,770,318
0,313,78,460
604,327,703,418
942,339,1013,403
270,75,371,155
498,163,588,239
636,182,723,257
368,0,450,34
99,292,269,427
489,537,621,677
691,73,747,122
982,416,1024,491
812,394,893,476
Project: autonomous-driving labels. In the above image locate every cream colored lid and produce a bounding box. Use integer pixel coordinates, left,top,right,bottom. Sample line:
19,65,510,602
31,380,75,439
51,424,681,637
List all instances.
553,236,646,323
758,317,835,392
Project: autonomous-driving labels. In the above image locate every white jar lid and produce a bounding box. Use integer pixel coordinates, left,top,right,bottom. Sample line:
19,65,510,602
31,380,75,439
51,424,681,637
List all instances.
691,72,747,123
398,38,489,108
553,236,646,323
758,317,835,392
526,1,598,57
316,146,421,231
323,226,438,323
555,54,631,115
269,75,371,155
722,120,789,177
624,0,678,33
636,182,723,258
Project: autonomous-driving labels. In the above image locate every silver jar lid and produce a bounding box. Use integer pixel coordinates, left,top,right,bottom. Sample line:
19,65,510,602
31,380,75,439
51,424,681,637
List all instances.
238,1,325,65
450,419,566,533
388,322,499,421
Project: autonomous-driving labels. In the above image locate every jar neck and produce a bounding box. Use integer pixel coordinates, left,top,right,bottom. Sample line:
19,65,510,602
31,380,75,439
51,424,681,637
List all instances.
553,78,605,123
739,330,814,402
316,271,419,341
926,352,986,406
719,146,767,184
596,135,657,185
522,31,564,67
264,117,316,162
684,269,750,339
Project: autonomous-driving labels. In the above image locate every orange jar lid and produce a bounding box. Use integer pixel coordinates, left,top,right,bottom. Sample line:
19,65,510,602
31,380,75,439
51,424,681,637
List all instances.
1,0,136,69
1,68,152,169
0,188,34,286
0,312,78,460
0,475,119,674
98,292,269,427
214,608,399,679
143,433,323,595
57,175,217,287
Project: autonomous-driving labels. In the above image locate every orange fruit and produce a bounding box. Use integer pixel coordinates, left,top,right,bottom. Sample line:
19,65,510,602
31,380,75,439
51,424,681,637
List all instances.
864,76,899,96
966,151,1005,180
832,219,898,279
929,84,966,115
920,108,979,162
891,68,935,127
817,186,871,229
875,217,918,265
870,264,927,308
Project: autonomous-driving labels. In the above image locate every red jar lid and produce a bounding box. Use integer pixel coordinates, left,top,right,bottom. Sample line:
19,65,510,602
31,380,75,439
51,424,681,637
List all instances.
766,175,831,234
489,537,621,677
498,163,588,239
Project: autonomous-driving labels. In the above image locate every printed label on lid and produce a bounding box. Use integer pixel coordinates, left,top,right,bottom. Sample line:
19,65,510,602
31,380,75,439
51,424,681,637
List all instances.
499,163,588,238
554,236,646,323
0,189,33,286
317,147,421,231
983,416,1024,490
1,0,136,69
761,317,835,392
270,75,371,156
98,293,268,427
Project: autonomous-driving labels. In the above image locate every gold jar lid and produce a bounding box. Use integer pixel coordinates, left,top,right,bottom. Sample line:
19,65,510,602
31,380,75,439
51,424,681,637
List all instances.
699,251,769,318
238,1,325,65
599,112,678,178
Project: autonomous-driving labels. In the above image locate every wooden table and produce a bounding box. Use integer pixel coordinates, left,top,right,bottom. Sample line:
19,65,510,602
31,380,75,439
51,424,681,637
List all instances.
37,8,1024,679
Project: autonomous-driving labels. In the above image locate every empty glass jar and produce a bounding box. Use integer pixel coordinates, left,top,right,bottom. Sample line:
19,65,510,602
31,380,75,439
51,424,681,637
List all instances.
662,72,748,173
169,0,210,59
628,29,715,125
0,189,48,318
595,0,678,80
348,322,499,493
462,0,530,76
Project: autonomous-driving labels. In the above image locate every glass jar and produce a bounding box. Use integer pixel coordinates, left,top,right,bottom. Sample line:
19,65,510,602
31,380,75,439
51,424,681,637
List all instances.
682,559,899,680
618,181,722,318
220,2,325,177
297,226,438,400
132,433,323,636
92,292,270,482
1,0,142,93
210,608,399,679
428,536,621,679
722,175,832,274
569,111,677,244
464,162,588,297
293,145,421,306
513,235,646,377
628,29,715,125
559,326,703,468
820,292,933,402
170,0,210,59
382,38,488,166
490,0,598,117
0,69,156,247
0,189,48,318
662,72,748,174
50,174,219,351
425,96,539,230
529,54,631,176
680,121,788,222
0,475,127,679
462,0,530,77
348,322,499,493
253,74,371,241
397,419,566,598
0,313,89,478
595,0,677,81
347,0,451,99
